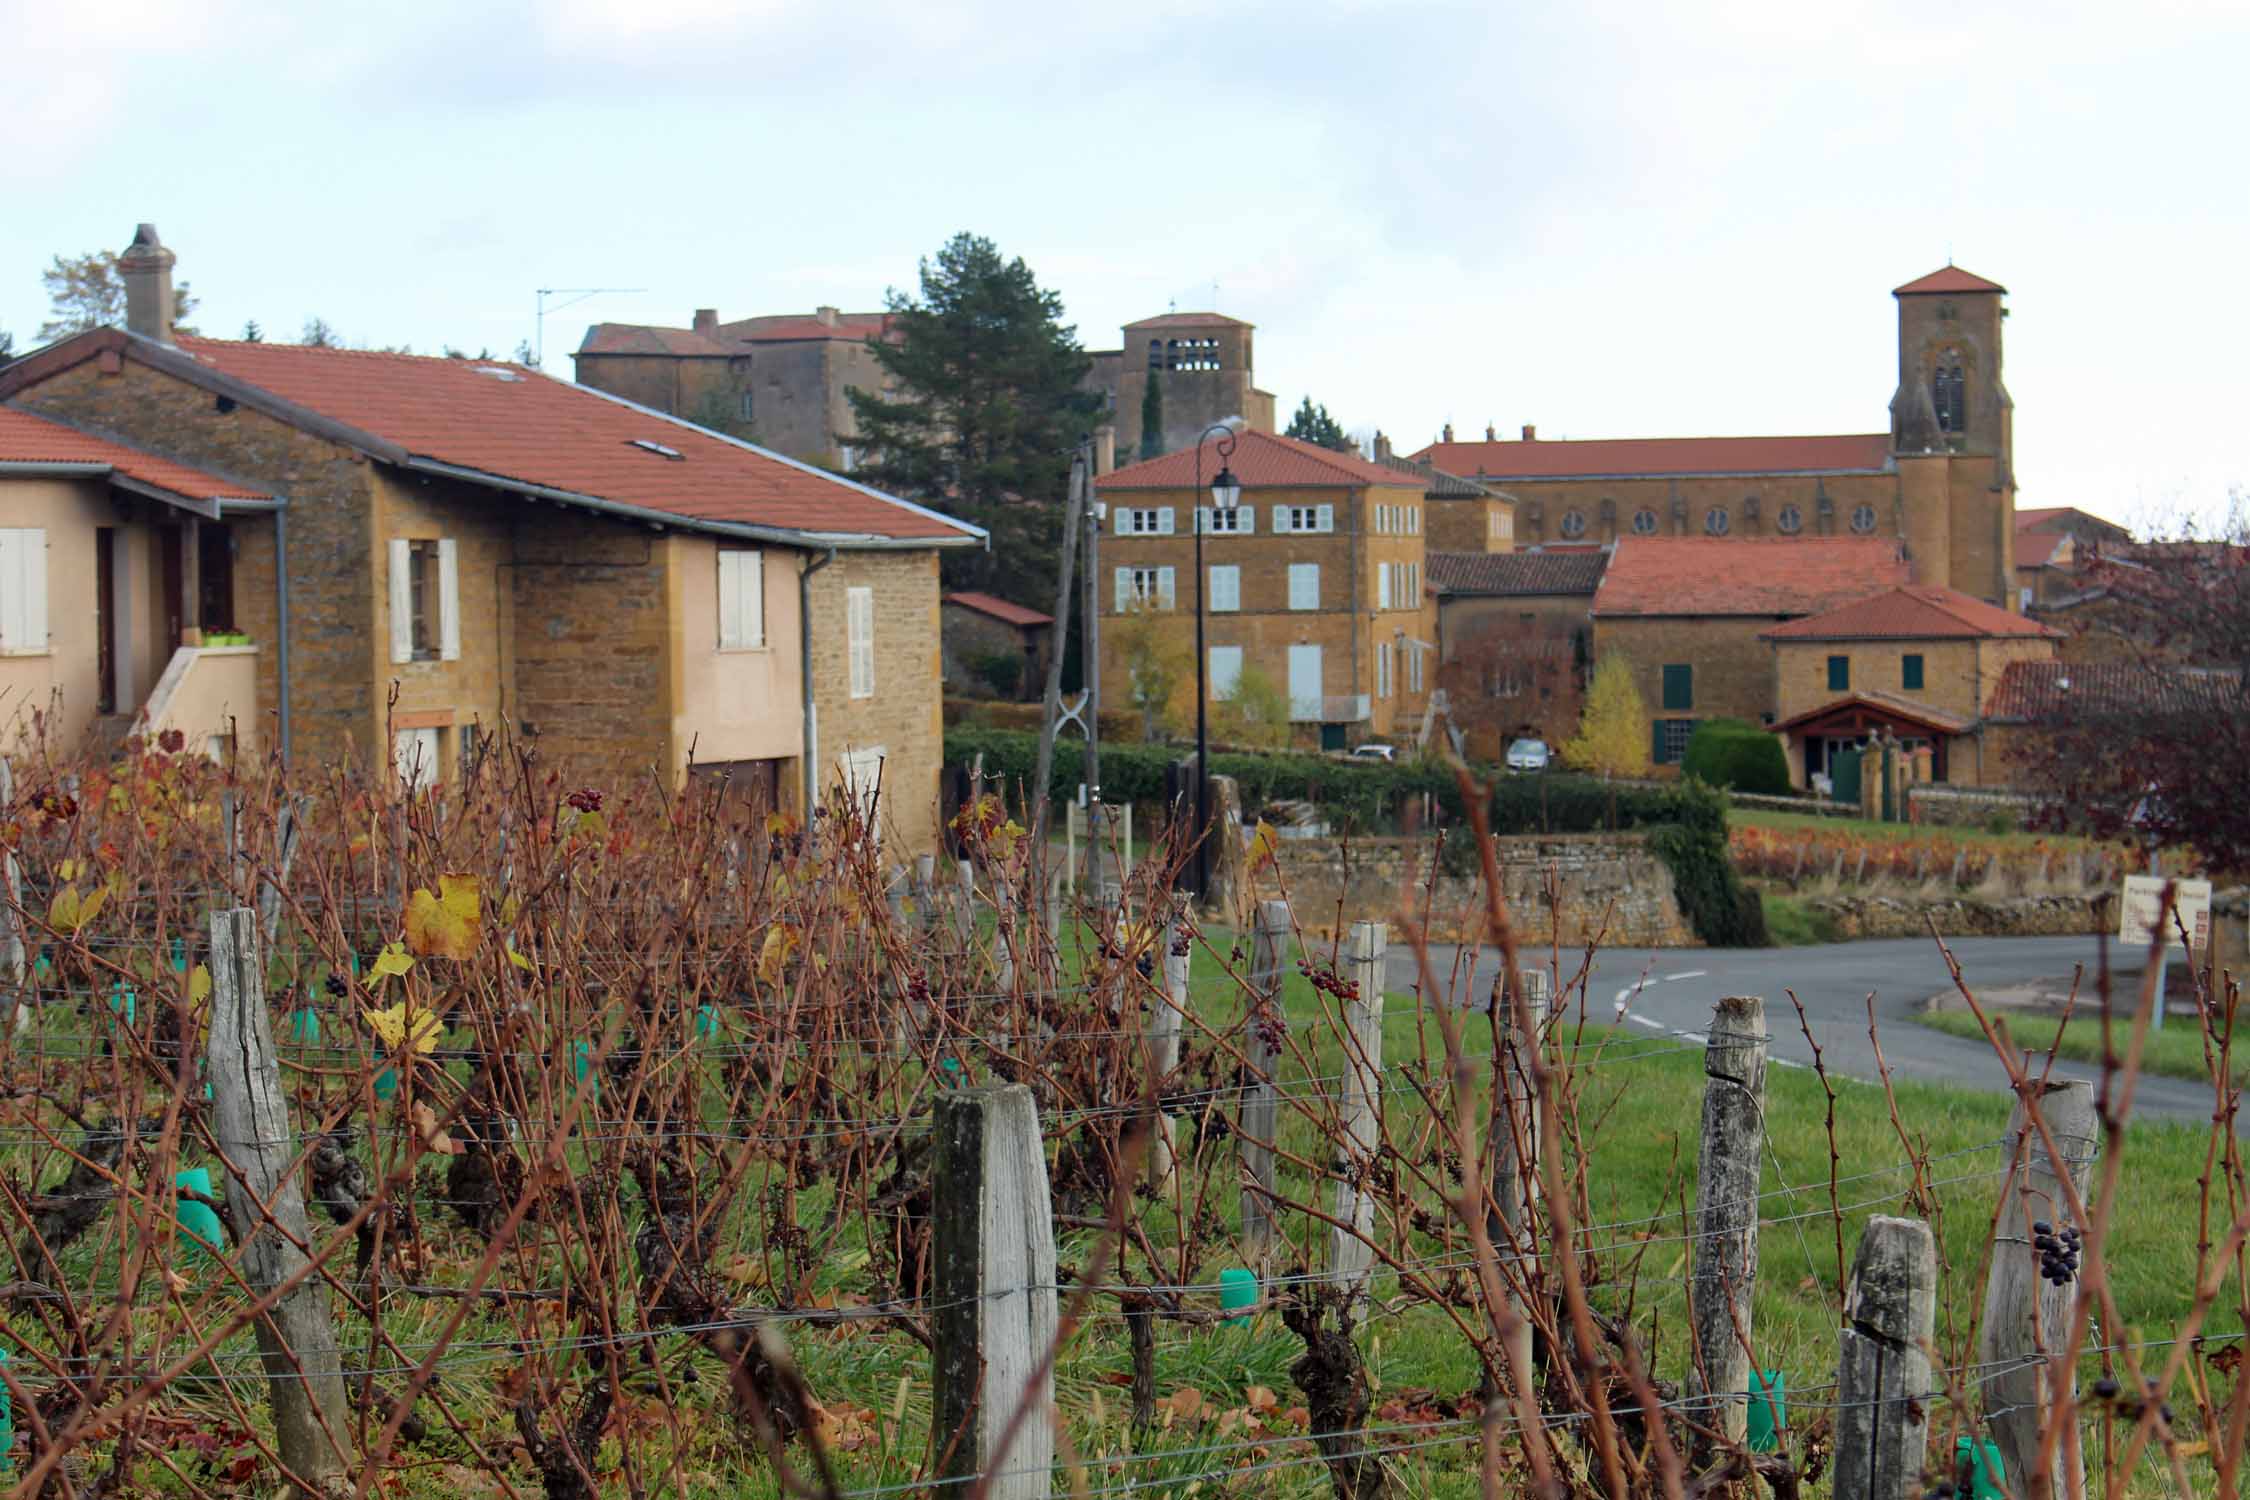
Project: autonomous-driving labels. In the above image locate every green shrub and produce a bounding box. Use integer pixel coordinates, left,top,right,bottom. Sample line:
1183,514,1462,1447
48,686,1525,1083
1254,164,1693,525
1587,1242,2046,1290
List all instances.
1680,720,1792,795
968,649,1023,698
1650,819,1768,947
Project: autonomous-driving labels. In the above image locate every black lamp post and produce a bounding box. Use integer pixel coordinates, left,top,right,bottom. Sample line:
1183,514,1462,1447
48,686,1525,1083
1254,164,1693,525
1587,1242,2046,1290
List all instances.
1192,420,1244,900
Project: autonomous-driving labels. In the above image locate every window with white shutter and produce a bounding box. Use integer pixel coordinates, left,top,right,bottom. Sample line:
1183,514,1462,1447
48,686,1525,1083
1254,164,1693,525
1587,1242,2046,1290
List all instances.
1272,505,1292,534
1156,566,1176,609
437,538,460,661
846,586,875,698
1209,645,1244,701
393,726,441,792
717,550,765,648
1377,566,1392,610
1288,564,1320,611
1208,565,1240,612
1200,506,1252,534
1376,642,1392,697
1157,507,1175,534
390,538,458,663
1408,642,1424,692
1115,567,1133,613
0,529,48,655
1316,504,1334,533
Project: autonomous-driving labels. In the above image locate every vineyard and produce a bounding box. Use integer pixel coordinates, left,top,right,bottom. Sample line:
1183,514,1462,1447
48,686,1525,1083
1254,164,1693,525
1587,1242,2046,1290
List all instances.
1728,823,2137,898
0,737,2237,1499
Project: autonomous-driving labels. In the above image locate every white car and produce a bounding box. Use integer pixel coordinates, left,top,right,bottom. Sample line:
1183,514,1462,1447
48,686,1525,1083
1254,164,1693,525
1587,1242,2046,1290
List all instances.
1347,743,1397,763
1505,738,1551,774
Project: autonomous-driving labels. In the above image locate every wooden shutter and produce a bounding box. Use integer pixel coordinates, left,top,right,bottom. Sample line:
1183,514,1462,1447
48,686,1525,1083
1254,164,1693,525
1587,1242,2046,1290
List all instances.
388,539,414,664
1316,504,1334,533
1114,567,1132,612
1157,508,1175,535
1156,567,1175,610
847,586,875,697
718,552,744,648
1113,504,1128,535
1236,506,1254,534
1272,505,1291,534
0,530,45,653
437,538,461,661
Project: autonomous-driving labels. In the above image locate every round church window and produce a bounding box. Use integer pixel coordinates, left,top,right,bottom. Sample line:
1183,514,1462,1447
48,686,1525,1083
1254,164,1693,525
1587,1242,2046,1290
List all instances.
1776,504,1803,535
1559,508,1587,539
1631,508,1658,535
1850,504,1878,534
1704,507,1731,536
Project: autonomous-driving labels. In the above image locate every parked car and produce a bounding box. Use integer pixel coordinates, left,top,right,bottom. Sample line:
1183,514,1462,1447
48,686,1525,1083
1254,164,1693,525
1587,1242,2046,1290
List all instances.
1505,738,1551,773
1347,743,1398,763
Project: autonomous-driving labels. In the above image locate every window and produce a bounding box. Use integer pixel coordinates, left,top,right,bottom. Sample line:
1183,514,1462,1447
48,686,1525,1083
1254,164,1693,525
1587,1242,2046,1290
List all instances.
1199,505,1254,534
1408,506,1420,535
1376,641,1393,697
388,538,459,665
1776,503,1803,535
846,586,875,698
1207,564,1240,613
717,550,765,648
1631,508,1658,536
1934,358,1966,433
1407,642,1424,692
1274,504,1333,534
0,529,48,655
1827,655,1850,692
1374,504,1388,534
1287,563,1320,611
1209,645,1244,700
839,444,860,473
1704,507,1731,536
1121,507,1174,535
393,726,442,792
1115,566,1176,611
1653,719,1697,766
1902,653,1925,692
1559,509,1587,539
739,388,755,422
1661,663,1693,711
1378,565,1393,610
1850,504,1878,534
1408,562,1419,599
837,744,885,823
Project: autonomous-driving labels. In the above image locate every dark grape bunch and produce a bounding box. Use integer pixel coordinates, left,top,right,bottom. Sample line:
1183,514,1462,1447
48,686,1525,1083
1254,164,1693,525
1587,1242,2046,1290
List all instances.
2032,1219,2082,1286
2089,1376,2174,1427
1295,958,1361,1005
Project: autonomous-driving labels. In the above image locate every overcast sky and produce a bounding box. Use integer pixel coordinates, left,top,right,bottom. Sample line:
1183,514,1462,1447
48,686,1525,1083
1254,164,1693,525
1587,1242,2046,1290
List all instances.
5,0,2243,529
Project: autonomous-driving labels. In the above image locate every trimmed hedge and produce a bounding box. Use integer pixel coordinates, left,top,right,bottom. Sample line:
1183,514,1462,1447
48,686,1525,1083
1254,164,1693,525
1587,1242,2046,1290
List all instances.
1680,719,1792,796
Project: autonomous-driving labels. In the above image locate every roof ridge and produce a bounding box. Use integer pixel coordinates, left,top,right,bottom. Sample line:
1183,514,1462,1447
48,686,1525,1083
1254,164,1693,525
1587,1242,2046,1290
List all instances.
179,334,530,368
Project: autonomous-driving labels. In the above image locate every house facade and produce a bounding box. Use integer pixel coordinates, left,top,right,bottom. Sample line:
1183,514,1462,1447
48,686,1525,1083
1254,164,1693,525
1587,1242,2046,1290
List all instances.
1428,549,1604,756
940,591,1053,700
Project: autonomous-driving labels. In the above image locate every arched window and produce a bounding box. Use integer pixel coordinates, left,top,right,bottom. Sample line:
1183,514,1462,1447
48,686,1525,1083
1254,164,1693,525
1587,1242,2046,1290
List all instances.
1559,508,1588,540
1933,355,1967,434
1631,508,1658,535
1703,507,1730,536
1776,504,1803,535
1850,504,1878,534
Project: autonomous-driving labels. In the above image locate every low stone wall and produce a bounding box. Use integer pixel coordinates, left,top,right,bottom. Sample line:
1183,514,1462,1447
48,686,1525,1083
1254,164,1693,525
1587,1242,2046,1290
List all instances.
1805,893,2105,940
1266,833,1698,947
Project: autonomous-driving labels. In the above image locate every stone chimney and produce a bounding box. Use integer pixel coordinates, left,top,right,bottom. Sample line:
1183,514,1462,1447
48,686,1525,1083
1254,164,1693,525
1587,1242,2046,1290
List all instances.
692,308,718,337
816,305,840,328
1093,424,1117,476
118,223,177,345
1521,423,1538,441
1485,423,1496,441
1373,431,1393,462
1441,422,1455,443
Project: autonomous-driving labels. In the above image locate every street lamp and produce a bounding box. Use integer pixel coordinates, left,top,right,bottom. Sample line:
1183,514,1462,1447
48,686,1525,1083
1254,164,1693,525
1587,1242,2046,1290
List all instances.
1192,416,1246,900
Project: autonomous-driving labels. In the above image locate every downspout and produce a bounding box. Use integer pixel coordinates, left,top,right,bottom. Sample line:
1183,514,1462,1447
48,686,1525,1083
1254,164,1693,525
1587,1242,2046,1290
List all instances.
273,504,292,760
799,546,839,813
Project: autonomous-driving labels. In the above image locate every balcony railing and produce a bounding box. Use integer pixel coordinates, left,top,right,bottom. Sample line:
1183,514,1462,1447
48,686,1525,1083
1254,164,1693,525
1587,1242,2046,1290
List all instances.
1288,693,1372,724
142,644,260,757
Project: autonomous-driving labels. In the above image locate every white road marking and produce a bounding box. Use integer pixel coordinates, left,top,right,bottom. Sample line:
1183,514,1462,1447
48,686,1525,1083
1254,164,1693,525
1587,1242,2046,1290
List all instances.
1664,969,1709,982
1627,1014,1665,1031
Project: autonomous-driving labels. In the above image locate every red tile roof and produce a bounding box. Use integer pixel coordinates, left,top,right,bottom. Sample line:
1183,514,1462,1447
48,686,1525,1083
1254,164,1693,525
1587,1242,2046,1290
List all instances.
576,324,732,358
1984,660,2239,721
726,312,889,344
1407,433,1892,479
158,336,975,543
1760,584,2056,641
1125,312,1252,330
1893,265,2007,296
944,592,1051,628
1593,537,1910,618
576,312,890,358
2017,530,2073,568
0,407,269,503
1097,427,1420,492
1428,550,1608,597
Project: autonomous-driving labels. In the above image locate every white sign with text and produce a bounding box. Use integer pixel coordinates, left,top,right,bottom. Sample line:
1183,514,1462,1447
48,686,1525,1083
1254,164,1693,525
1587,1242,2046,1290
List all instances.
2118,875,2212,952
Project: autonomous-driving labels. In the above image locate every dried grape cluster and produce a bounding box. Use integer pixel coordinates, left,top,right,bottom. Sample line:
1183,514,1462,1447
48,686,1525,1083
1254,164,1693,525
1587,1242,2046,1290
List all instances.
1296,958,1361,1005
2033,1219,2082,1286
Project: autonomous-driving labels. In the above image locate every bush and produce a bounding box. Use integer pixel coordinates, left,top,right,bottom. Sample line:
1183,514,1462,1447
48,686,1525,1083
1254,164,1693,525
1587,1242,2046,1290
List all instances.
1680,720,1792,795
1650,819,1769,947
967,649,1023,698
1488,773,1726,837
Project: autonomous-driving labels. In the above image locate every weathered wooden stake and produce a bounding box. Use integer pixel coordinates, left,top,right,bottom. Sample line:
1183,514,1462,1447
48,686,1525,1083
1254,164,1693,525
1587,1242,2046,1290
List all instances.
206,907,351,1492
1332,921,1385,1319
1151,899,1190,1193
0,759,25,1031
1486,965,1548,1388
1688,996,1768,1451
931,1085,1058,1500
1976,1079,2098,1495
1834,1215,1937,1500
259,797,304,947
1240,900,1287,1255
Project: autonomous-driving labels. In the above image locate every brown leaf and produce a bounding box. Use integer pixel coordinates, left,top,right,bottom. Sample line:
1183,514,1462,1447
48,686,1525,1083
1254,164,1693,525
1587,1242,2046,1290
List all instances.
1159,1386,1206,1423
412,1102,462,1156
1245,1384,1278,1413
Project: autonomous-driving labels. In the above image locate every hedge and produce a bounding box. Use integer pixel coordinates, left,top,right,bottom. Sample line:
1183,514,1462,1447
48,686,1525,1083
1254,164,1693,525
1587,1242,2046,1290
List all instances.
1680,719,1792,796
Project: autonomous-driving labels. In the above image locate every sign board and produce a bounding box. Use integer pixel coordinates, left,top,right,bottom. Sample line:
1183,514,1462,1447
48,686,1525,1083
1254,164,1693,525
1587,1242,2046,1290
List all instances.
2118,875,2212,952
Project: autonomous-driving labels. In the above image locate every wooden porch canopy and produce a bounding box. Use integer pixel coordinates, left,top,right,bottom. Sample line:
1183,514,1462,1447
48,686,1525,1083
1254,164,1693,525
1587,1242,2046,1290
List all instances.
1771,691,1973,776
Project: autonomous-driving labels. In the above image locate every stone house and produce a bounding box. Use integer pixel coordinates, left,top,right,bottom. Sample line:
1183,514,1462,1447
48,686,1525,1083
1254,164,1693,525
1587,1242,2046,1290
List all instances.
1760,584,2058,788
1980,658,2239,788
1093,429,1436,751
1428,549,1605,757
0,226,983,855
2014,506,2130,609
1088,312,1279,460
1368,436,1513,552
1590,536,1911,768
1415,266,2023,608
940,592,1052,700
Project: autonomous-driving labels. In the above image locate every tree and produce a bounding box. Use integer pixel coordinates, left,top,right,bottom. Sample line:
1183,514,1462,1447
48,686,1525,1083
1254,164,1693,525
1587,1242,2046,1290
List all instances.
1211,662,1291,750
38,251,197,342
1110,601,1190,742
0,328,13,369
1139,369,1164,460
1562,653,1651,825
845,233,1105,604
241,320,263,343
1285,396,1354,453
301,317,340,348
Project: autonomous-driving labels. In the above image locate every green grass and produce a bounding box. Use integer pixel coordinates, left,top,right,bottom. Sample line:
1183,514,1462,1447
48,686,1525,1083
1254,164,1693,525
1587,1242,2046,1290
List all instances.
1919,1003,2250,1087
1734,805,2107,850
1760,889,1841,946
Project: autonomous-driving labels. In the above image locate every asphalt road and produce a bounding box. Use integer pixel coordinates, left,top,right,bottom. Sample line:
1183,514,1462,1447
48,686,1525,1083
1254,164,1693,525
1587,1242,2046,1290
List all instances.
1384,934,2234,1129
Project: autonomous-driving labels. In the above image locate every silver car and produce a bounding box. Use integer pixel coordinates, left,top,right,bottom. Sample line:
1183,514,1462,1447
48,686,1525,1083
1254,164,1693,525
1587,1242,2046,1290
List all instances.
1505,738,1551,773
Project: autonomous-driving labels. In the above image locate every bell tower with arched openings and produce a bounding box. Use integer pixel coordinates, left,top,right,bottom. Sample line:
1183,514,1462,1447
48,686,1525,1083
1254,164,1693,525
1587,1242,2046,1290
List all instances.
1890,265,2016,605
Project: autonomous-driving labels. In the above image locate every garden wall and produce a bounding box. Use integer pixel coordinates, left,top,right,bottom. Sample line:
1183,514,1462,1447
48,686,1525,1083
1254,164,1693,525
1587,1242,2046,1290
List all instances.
1804,893,2106,940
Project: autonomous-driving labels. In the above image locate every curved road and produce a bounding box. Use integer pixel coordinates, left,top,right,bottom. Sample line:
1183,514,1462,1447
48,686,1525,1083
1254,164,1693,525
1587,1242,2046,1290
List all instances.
1386,935,2235,1129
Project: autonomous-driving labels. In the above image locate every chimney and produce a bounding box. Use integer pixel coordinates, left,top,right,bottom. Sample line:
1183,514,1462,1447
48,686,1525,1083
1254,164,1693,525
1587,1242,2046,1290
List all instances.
1093,425,1117,476
1484,423,1496,441
1521,423,1537,441
1441,422,1455,443
692,308,718,337
117,223,177,345
1373,431,1393,462
816,305,840,328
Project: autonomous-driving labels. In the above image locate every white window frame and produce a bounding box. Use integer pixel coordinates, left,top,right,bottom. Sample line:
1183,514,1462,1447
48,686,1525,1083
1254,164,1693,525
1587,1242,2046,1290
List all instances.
846,585,875,699
1273,504,1336,535
1198,506,1254,535
392,726,441,792
1376,641,1393,697
717,549,765,649
1116,566,1175,611
1287,563,1320,612
1122,506,1174,535
1209,645,1244,701
0,529,48,656
388,537,460,665
1207,564,1240,613
1377,565,1393,611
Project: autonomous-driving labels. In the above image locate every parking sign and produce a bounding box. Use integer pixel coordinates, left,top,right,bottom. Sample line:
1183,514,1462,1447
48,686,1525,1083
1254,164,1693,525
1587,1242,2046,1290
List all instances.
2117,875,2212,952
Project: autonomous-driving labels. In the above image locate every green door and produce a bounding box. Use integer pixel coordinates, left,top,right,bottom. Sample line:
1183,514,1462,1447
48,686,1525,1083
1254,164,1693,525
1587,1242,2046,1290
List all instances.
1830,746,1862,805
1320,723,1347,752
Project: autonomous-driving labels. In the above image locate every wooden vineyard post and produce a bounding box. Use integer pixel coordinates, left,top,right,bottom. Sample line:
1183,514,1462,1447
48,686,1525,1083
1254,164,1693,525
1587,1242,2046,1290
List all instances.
1688,995,1768,1452
1332,920,1386,1320
206,907,352,1491
1834,1215,1937,1500
1976,1079,2098,1493
0,759,25,1032
259,797,304,947
953,858,977,947
931,1085,1058,1500
1151,898,1190,1193
1239,900,1287,1256
1487,965,1548,1387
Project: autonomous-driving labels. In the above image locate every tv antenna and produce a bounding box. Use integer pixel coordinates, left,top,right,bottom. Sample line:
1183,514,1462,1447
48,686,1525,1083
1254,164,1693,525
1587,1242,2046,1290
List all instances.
534,287,645,369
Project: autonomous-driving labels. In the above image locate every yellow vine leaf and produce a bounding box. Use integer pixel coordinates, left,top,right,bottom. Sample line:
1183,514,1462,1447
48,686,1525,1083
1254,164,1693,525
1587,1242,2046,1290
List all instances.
362,999,443,1055
757,923,800,984
405,874,480,960
187,965,211,1006
1249,820,1280,869
506,946,533,971
47,884,105,933
368,942,415,983
499,892,521,926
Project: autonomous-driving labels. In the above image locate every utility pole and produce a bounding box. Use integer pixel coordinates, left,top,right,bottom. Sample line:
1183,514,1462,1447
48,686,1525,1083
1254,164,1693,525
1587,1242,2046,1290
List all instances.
1081,470,1105,895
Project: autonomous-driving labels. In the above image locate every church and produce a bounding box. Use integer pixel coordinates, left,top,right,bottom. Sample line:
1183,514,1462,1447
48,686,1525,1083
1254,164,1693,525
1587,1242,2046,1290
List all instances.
1414,266,2018,606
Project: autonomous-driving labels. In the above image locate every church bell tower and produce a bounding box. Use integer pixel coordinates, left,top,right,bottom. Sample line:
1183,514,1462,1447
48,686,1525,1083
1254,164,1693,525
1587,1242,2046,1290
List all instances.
1889,266,2016,605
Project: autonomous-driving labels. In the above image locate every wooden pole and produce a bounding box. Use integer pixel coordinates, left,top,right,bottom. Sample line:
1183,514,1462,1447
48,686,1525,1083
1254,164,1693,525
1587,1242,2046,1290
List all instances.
1486,965,1548,1387
1240,900,1287,1255
1332,921,1385,1320
1688,995,1768,1451
1151,899,1190,1194
1834,1215,1937,1500
0,758,25,1033
206,907,351,1491
259,797,303,947
1975,1079,2098,1495
930,1085,1057,1500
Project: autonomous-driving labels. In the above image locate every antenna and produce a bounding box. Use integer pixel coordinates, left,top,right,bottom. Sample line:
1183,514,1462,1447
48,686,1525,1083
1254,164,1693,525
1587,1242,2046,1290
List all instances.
534,287,646,370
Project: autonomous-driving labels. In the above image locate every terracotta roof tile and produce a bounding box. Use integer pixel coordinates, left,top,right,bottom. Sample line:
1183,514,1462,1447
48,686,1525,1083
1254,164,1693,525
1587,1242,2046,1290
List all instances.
944,592,1051,628
1983,660,2240,721
0,407,268,503
1097,428,1419,492
1373,452,1491,498
1593,537,1910,618
165,336,976,542
724,313,889,343
1125,312,1252,330
2017,530,2073,568
576,323,734,358
1893,265,2007,296
1761,584,2056,641
1408,433,1892,479
1428,550,1607,597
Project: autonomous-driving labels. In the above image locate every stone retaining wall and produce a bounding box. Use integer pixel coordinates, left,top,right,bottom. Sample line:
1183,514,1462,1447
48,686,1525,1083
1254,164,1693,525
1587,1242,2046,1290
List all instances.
1805,893,2105,940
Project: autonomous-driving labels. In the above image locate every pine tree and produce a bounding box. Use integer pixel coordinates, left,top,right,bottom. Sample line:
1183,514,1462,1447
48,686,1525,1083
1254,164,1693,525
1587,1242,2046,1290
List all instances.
1563,653,1652,825
1139,368,1165,460
845,233,1105,604
1284,396,1354,452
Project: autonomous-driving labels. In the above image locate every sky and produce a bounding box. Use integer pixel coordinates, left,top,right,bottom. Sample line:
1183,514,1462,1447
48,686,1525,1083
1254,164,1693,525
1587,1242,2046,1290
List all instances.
4,0,2245,530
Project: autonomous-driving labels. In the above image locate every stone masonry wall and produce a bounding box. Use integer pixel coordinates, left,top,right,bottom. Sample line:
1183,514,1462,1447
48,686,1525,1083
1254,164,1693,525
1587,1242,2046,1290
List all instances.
509,512,671,787
1268,832,1697,947
809,549,945,857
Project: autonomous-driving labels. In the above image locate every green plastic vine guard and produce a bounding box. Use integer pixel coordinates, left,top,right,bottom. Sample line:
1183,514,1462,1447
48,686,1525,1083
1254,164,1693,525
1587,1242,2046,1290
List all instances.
1955,1436,2005,1499
373,1068,398,1102
289,1000,321,1045
572,1041,599,1099
694,1005,719,1041
1218,1268,1257,1326
1744,1369,1785,1452
169,937,187,974
174,1168,224,1262
0,1346,12,1470
107,983,135,1029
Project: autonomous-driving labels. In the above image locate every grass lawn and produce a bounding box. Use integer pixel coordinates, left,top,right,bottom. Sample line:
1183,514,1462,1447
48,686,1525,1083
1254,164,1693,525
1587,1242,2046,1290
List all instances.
1733,805,2108,851
1759,889,1841,946
1919,1002,2250,1087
